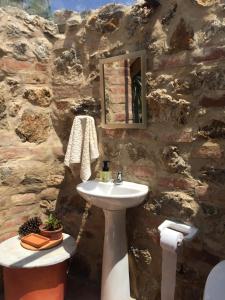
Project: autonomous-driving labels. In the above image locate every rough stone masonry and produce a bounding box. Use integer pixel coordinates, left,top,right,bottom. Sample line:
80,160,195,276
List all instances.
0,0,225,299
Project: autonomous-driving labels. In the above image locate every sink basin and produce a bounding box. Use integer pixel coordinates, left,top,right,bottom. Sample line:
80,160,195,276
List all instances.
76,179,149,300
76,180,149,210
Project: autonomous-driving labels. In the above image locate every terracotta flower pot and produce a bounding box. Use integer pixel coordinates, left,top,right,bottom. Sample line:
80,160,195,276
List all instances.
39,224,63,240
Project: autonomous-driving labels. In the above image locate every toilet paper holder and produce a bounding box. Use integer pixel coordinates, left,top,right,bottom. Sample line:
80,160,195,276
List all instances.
158,220,198,241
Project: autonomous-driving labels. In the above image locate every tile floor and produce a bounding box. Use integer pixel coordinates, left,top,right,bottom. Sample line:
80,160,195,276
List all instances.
66,275,100,300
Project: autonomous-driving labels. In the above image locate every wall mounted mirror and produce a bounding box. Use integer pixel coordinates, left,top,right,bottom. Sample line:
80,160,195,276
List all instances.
100,50,147,129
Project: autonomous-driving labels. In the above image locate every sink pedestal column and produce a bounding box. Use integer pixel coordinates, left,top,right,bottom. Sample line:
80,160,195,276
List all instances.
101,209,130,300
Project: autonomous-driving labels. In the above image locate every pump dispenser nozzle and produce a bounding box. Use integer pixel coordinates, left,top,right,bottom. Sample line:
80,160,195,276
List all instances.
103,160,110,172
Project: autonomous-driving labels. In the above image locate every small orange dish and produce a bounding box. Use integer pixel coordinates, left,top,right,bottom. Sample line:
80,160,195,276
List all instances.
21,233,50,248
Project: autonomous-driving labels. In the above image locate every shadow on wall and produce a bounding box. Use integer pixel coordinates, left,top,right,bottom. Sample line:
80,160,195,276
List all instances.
51,98,104,283
54,154,104,284
50,8,105,281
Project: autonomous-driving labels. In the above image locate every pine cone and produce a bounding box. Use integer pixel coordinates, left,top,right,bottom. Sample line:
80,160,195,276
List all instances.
18,217,42,238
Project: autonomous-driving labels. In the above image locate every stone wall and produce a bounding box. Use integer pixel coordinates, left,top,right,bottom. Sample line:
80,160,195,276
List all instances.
0,7,63,240
0,1,225,299
0,7,66,293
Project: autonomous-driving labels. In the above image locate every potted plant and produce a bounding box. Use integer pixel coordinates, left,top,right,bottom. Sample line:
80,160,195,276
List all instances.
39,214,63,240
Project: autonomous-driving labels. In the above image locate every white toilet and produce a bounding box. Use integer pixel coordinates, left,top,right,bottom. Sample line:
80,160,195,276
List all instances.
203,260,225,300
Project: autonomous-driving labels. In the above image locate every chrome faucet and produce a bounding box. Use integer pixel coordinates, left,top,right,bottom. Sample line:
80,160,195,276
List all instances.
114,171,123,185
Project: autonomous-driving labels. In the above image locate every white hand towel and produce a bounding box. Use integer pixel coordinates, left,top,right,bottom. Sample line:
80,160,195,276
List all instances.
64,115,99,181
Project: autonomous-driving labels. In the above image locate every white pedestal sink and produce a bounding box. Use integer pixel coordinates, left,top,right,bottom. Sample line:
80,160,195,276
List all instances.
77,180,149,300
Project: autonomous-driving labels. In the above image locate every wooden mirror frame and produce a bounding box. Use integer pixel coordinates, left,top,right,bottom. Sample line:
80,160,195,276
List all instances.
100,50,147,129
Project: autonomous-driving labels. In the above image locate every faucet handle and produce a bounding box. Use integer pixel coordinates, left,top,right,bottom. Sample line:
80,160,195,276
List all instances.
114,171,123,184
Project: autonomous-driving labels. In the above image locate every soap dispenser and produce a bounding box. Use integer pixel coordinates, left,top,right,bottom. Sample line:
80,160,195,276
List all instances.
100,161,112,182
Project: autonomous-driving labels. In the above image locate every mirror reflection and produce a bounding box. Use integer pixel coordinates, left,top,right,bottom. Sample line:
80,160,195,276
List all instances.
100,51,146,128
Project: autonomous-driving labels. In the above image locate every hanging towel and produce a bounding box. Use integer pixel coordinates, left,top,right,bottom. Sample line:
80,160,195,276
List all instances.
64,115,99,181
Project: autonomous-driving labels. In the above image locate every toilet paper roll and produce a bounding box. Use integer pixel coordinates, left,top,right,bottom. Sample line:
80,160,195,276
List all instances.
160,227,184,252
160,228,184,300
